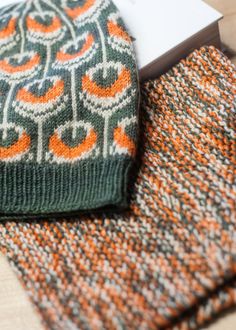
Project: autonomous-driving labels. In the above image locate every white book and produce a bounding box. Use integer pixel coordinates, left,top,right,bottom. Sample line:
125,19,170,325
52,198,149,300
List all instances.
113,0,222,79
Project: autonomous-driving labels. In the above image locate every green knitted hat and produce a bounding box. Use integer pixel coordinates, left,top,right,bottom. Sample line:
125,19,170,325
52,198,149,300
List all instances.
0,0,139,218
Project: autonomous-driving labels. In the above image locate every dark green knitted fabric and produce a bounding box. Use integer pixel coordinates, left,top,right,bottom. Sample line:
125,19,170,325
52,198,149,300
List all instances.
0,0,139,218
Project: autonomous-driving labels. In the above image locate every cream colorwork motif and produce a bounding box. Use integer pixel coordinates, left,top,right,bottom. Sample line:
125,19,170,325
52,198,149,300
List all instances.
0,0,138,164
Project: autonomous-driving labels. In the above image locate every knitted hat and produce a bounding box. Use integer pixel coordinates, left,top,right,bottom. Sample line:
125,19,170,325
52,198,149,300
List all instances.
0,0,139,218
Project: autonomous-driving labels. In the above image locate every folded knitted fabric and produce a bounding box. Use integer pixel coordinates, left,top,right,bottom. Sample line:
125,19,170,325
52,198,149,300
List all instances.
0,46,235,329
0,0,139,218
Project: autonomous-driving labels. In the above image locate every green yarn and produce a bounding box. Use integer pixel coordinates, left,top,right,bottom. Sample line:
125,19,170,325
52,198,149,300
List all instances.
0,0,139,218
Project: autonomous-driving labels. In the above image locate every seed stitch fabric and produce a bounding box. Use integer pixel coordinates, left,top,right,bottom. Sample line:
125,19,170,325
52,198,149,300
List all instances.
0,46,236,330
0,0,139,218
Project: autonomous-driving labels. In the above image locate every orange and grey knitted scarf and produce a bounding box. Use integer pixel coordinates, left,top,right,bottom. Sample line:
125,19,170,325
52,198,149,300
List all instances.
0,46,235,329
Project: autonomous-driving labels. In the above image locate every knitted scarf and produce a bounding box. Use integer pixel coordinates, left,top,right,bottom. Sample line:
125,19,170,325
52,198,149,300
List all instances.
0,46,235,330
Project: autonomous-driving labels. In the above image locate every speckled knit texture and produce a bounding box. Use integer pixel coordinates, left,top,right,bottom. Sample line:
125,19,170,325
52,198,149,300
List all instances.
0,0,139,217
0,46,235,330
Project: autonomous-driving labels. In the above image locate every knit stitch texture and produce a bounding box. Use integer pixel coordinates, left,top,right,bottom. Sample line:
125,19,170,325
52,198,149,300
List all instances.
0,46,235,329
0,0,139,217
